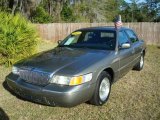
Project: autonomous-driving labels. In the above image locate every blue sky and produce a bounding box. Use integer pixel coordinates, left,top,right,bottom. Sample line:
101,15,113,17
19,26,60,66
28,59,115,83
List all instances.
125,0,146,3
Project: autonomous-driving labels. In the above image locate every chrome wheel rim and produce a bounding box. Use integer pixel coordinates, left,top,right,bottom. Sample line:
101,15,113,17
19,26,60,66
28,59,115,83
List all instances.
140,56,144,68
99,78,110,101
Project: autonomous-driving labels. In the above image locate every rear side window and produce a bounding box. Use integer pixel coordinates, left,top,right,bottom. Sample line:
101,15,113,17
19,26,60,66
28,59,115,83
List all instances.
118,31,130,46
101,32,114,38
125,30,138,43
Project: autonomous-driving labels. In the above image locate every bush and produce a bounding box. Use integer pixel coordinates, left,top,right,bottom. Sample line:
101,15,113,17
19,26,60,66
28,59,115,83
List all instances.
0,12,39,66
31,6,53,23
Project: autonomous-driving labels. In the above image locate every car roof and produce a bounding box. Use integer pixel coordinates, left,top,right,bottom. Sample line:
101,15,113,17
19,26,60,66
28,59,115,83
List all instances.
77,26,131,31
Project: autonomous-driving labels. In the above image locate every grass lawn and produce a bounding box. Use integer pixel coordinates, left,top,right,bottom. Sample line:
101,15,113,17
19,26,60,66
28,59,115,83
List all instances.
0,42,160,120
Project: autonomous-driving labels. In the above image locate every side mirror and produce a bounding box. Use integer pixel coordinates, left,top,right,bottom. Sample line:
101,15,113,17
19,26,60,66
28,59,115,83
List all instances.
57,40,62,45
121,43,131,49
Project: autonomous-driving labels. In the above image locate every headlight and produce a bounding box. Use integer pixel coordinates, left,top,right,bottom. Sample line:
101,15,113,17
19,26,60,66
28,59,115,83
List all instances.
12,66,19,75
50,73,92,86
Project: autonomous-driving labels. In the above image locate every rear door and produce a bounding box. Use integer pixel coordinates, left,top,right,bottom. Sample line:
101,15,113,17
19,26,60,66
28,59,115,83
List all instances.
118,30,134,78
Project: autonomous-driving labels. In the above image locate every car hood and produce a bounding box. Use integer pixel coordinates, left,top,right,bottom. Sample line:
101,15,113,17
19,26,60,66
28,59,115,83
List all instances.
15,47,113,75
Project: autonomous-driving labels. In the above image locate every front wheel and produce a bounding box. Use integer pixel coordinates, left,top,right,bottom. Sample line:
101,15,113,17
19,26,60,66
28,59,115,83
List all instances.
133,54,144,71
90,71,111,106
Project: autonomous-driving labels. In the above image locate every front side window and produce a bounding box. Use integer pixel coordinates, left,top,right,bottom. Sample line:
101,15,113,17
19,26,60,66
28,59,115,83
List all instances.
60,30,116,50
125,30,138,43
118,31,130,46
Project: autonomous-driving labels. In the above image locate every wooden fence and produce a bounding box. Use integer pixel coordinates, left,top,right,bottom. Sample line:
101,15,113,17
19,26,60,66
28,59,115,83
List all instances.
36,23,160,45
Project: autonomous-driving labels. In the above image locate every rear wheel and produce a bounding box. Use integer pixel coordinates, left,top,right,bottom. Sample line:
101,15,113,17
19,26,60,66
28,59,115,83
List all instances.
133,54,144,71
90,71,111,106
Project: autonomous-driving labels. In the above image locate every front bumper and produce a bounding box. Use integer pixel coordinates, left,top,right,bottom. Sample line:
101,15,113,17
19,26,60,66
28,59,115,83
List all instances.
6,73,96,107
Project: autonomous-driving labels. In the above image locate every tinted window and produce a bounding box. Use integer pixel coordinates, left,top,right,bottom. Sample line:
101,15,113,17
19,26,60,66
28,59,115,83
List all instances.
60,30,116,50
118,31,130,46
101,32,114,38
125,30,138,43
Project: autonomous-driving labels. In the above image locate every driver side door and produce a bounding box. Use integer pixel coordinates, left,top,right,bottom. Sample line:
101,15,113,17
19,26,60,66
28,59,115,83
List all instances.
118,30,135,78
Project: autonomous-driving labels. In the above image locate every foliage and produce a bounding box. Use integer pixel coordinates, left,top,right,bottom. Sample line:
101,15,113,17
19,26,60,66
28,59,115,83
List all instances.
71,2,91,22
69,0,119,22
31,6,53,23
61,3,76,22
0,12,39,66
103,0,119,22
119,0,160,22
0,0,159,22
0,0,11,12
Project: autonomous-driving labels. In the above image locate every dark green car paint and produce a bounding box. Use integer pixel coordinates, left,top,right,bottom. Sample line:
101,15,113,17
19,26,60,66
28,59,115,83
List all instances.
6,27,146,107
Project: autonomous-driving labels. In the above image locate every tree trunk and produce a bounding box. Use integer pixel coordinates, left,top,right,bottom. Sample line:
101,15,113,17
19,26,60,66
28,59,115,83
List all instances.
12,0,19,15
18,0,22,11
54,0,67,22
47,0,53,15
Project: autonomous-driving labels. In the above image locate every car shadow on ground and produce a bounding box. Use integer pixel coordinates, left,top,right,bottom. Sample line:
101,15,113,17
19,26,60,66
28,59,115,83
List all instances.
0,107,10,120
3,80,89,108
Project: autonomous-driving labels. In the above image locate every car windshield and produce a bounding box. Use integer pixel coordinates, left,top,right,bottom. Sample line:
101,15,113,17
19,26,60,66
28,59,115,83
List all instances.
59,30,116,50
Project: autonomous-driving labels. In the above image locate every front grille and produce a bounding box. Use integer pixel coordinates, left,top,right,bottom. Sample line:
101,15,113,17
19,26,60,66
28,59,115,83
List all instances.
19,69,51,86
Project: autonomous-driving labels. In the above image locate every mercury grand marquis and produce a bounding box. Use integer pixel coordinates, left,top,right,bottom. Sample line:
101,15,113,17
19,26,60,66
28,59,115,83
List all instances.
6,26,146,107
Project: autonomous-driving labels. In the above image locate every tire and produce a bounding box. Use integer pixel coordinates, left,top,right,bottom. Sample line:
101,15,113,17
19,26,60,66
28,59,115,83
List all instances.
133,54,144,71
90,71,111,106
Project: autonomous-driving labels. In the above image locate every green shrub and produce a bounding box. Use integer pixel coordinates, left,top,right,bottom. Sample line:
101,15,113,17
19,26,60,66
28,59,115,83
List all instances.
31,6,53,23
0,12,39,66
